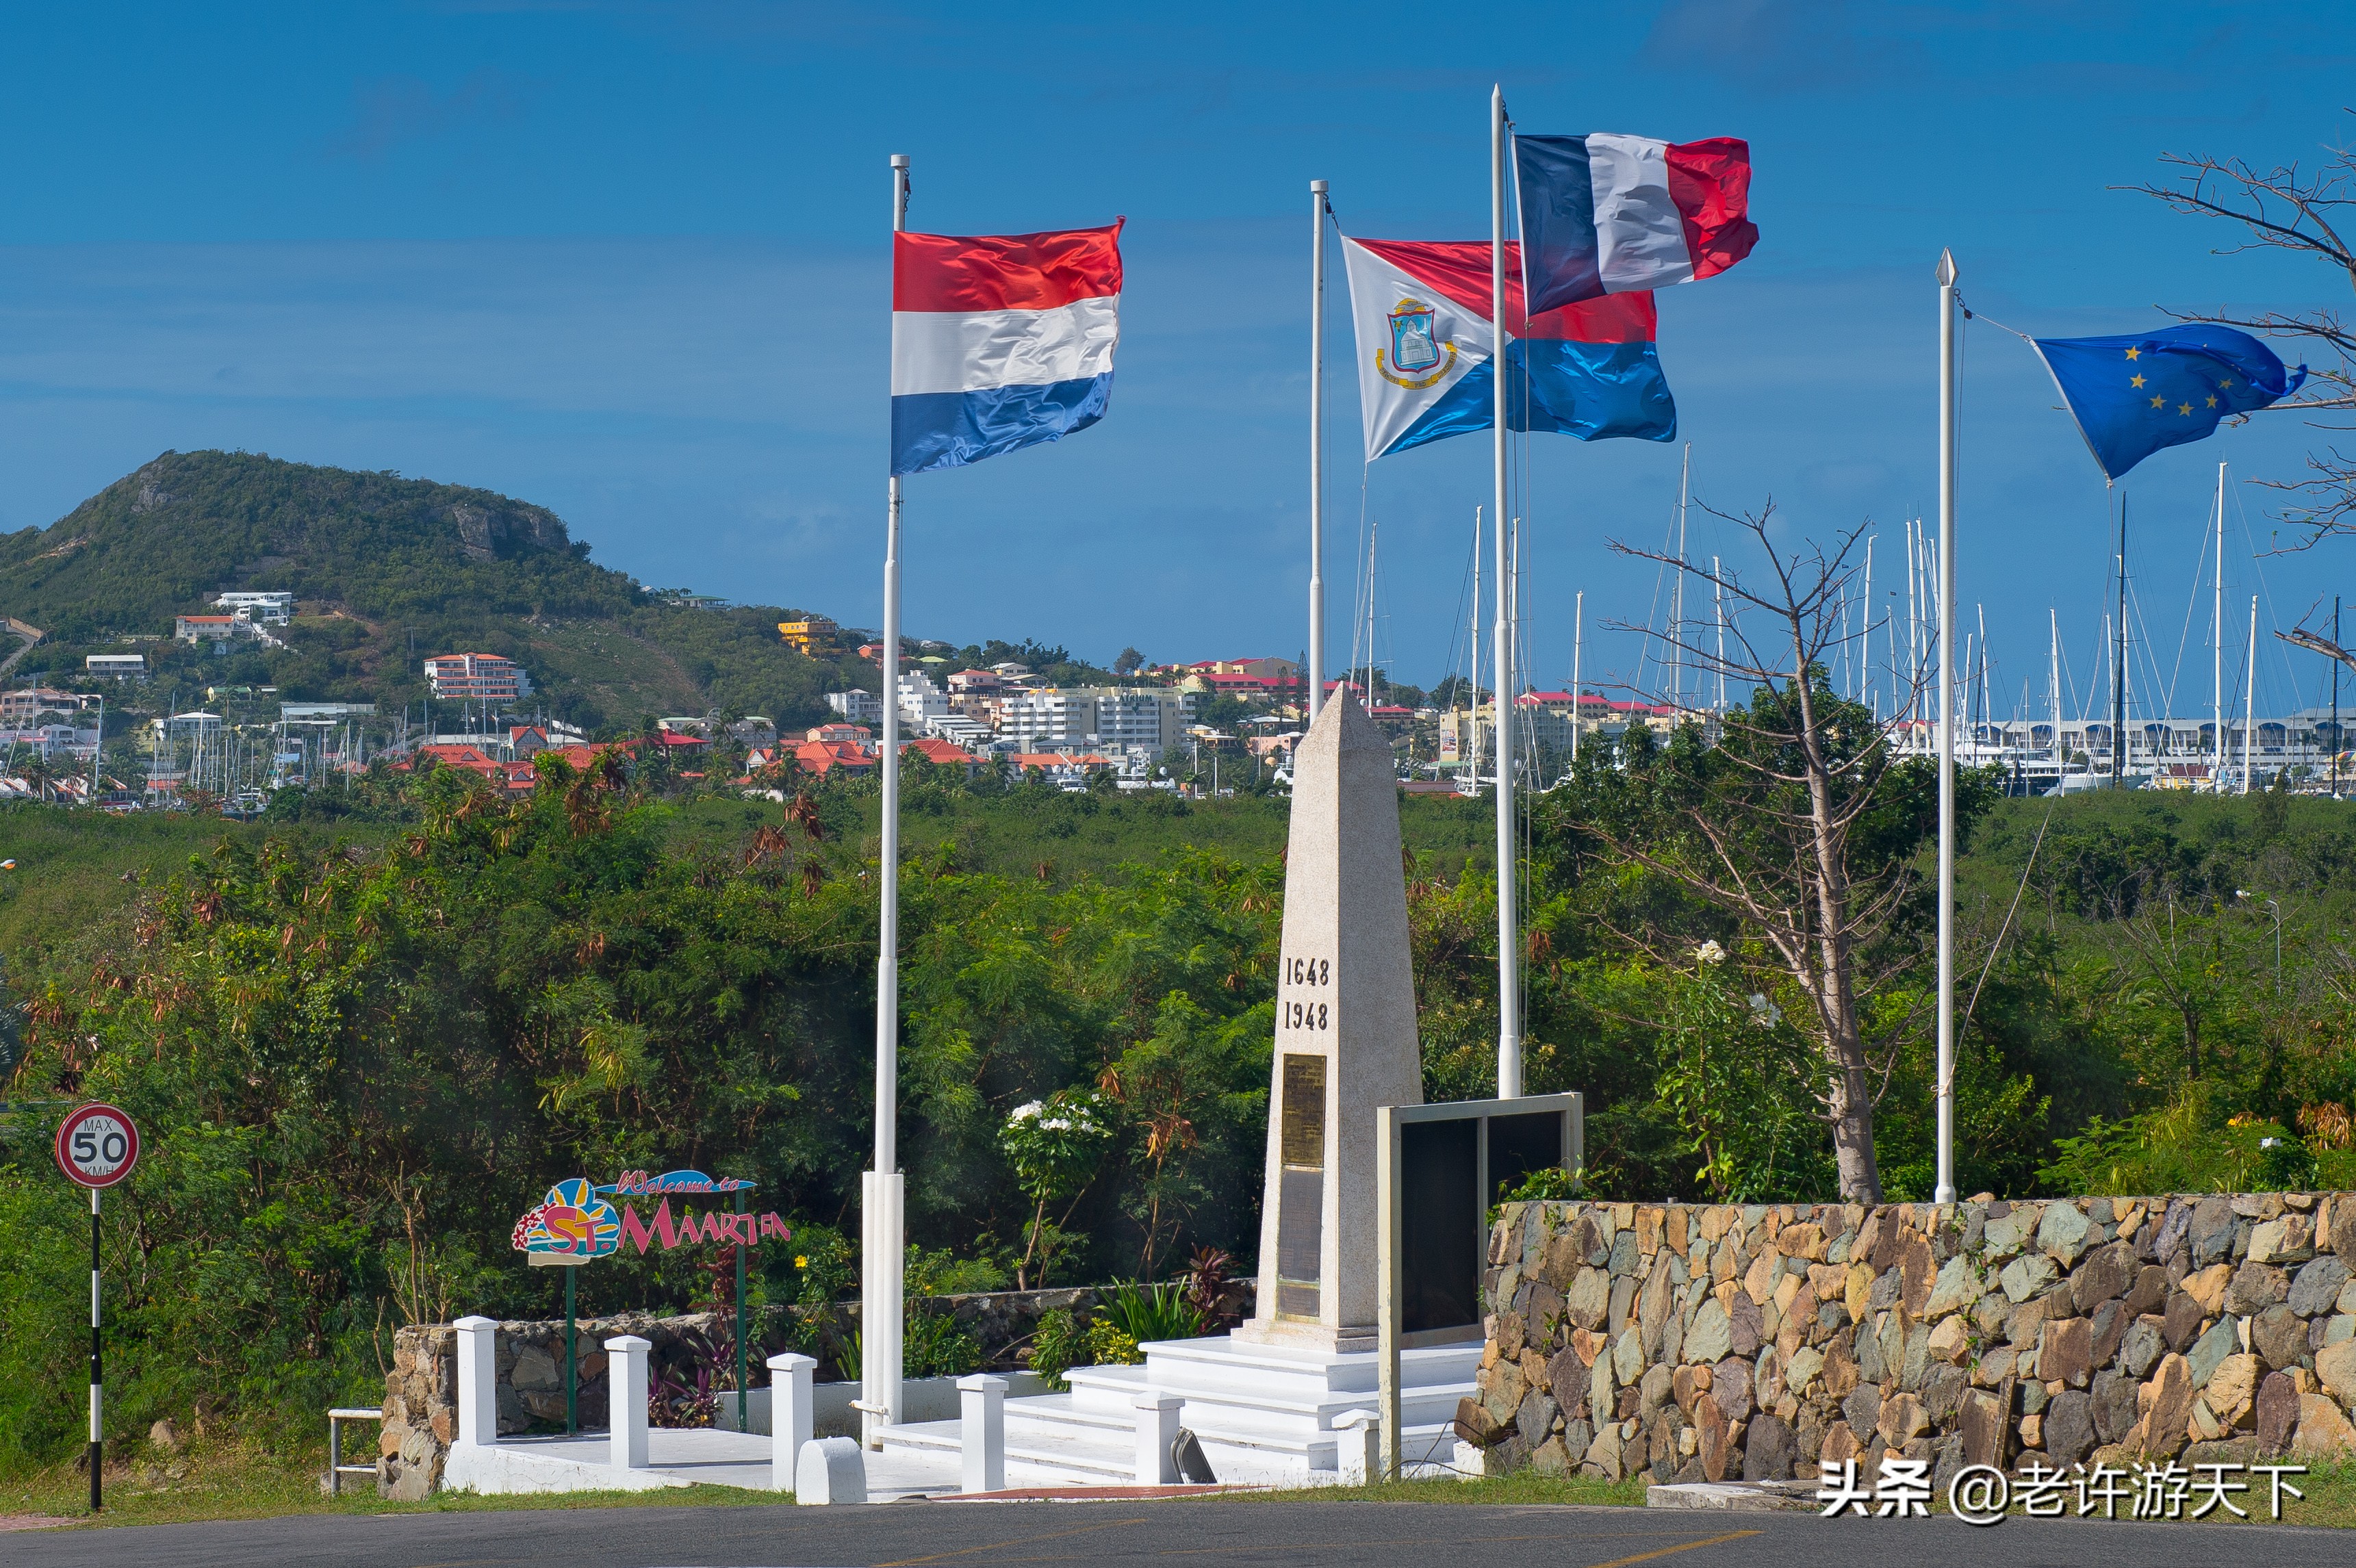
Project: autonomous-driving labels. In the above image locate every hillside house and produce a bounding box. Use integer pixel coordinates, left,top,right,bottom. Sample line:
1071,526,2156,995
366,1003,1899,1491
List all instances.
424,652,533,704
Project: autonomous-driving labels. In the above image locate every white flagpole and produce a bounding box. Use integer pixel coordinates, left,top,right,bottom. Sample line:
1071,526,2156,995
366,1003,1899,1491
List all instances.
1309,179,1329,724
2214,461,2226,790
1934,248,1958,1207
1491,86,1521,1100
863,151,910,1449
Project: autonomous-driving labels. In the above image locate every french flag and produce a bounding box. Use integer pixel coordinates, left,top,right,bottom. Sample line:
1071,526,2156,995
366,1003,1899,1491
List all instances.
890,221,1124,476
1514,135,1756,316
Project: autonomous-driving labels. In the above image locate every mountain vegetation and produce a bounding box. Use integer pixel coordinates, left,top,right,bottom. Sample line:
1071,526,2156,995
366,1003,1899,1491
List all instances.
0,450,879,734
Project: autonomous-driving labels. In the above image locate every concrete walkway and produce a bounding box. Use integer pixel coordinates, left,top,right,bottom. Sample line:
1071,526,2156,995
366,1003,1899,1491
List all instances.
442,1428,965,1499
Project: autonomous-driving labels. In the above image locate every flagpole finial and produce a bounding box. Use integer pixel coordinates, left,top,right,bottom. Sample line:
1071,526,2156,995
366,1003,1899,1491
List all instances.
1310,179,1327,195
1936,248,1958,287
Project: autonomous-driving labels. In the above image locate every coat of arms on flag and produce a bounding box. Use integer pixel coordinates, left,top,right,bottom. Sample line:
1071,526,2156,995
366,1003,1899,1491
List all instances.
1383,298,1453,386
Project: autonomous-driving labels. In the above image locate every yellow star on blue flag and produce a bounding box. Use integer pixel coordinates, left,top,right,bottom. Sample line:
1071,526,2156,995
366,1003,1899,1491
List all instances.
2033,324,2303,480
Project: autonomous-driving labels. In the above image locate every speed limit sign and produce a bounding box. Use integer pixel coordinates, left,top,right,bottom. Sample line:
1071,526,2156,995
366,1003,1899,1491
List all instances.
55,1103,140,1189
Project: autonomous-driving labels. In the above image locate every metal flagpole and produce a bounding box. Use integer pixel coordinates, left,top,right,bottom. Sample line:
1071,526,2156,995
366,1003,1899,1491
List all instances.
863,151,910,1450
2214,462,2226,791
1309,179,1329,724
1934,248,1958,1207
1491,85,1520,1100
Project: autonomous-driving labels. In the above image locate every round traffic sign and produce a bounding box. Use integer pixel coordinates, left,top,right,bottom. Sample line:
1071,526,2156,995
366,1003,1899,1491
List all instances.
55,1103,140,1189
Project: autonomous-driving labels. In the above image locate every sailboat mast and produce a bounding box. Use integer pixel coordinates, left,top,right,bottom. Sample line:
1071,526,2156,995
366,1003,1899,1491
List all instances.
1977,602,1988,747
1672,443,1690,709
1861,535,1875,713
1714,556,1726,715
1570,589,1583,764
2113,492,2128,785
2243,594,2257,795
1469,507,1482,789
2049,608,2062,779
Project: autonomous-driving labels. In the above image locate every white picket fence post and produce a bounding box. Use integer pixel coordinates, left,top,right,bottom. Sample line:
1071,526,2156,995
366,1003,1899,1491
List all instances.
958,1374,1008,1493
1132,1393,1183,1485
767,1352,816,1491
606,1335,651,1470
452,1317,498,1449
1333,1409,1380,1485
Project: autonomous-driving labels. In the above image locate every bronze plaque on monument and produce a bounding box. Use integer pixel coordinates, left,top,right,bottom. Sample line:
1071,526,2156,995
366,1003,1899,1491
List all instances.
1277,1052,1327,1315
1280,1053,1327,1166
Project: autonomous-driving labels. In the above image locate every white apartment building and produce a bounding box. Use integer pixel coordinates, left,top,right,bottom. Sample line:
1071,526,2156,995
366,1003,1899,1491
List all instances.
211,591,296,624
827,689,883,725
997,686,1195,752
896,671,952,727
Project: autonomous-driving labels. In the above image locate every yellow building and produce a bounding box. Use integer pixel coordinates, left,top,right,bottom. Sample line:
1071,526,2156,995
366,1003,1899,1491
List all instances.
777,616,838,655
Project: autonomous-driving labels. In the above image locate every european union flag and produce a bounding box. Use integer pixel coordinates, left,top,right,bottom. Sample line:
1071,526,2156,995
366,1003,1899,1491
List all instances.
2032,323,2303,481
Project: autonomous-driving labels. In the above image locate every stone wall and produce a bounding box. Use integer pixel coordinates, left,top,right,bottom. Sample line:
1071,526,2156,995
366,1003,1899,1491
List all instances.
375,1285,1124,1499
1465,1193,2356,1490
379,1311,732,1498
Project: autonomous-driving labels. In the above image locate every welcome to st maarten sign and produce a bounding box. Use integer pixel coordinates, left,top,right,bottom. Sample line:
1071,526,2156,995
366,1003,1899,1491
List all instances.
511,1169,791,1261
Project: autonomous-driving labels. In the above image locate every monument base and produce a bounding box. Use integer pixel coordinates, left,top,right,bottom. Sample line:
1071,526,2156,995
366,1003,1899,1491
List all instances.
875,1332,1479,1488
1229,1318,1379,1356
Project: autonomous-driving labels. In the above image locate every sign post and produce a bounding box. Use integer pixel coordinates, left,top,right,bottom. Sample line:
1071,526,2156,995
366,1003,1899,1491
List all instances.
54,1102,140,1513
512,1169,785,1437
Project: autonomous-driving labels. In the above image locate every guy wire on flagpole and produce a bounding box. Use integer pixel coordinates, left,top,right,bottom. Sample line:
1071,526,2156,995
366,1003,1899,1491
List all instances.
1309,179,1330,724
1934,247,1959,1207
1491,84,1521,1100
863,150,911,1449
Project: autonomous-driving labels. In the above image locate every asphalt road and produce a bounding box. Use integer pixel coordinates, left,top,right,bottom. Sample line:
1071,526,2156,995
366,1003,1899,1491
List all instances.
10,1499,2356,1568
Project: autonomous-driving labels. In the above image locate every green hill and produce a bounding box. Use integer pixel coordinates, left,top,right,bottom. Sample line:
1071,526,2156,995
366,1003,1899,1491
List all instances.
0,450,871,734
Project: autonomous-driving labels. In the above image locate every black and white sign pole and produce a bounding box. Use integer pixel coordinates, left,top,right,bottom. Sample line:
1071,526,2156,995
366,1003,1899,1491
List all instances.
54,1102,140,1513
88,1187,100,1508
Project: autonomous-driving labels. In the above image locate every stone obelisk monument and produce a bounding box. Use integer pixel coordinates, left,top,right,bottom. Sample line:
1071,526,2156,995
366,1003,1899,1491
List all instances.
1233,694,1422,1354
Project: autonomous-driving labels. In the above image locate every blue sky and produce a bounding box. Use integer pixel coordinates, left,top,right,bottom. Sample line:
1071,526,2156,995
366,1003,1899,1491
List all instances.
3,1,2353,720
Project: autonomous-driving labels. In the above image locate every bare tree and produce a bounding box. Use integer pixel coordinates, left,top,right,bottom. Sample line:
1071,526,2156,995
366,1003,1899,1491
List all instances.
2127,118,2356,543
1573,503,1946,1203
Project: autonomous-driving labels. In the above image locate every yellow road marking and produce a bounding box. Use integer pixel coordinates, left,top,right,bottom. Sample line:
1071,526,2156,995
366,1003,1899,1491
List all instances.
873,1515,1153,1566
1583,1529,1763,1568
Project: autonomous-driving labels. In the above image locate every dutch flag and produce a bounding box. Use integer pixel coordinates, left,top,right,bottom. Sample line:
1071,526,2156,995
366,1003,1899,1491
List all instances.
1514,134,1757,316
890,221,1124,476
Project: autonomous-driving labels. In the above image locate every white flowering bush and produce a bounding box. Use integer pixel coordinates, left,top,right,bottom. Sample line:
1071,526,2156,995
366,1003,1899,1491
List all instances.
997,1089,1115,1287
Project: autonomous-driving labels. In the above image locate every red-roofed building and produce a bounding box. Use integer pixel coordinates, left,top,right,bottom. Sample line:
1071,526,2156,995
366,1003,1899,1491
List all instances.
793,740,876,776
399,743,539,796
537,740,639,771
1007,751,1117,784
902,736,979,773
